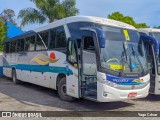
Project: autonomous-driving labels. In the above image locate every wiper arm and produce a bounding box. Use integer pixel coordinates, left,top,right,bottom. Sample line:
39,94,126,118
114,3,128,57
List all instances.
123,42,133,72
119,43,132,76
131,44,144,74
119,51,125,77
123,43,128,61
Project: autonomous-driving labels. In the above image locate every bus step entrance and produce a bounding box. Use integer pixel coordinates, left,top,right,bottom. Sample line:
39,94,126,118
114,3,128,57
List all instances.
81,75,97,100
149,75,155,93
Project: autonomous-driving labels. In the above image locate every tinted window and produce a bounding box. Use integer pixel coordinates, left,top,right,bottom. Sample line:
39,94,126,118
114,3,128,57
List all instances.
67,22,94,40
25,36,35,51
83,36,95,51
50,29,56,49
37,32,49,49
36,34,46,50
49,26,66,49
56,27,66,48
10,41,16,53
25,38,29,51
5,42,10,53
17,39,25,52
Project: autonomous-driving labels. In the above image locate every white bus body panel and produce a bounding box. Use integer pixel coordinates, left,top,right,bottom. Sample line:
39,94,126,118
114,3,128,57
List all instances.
3,68,12,78
97,82,150,102
97,73,150,102
66,65,79,98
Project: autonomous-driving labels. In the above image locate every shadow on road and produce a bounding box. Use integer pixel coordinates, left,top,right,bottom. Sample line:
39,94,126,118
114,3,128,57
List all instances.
0,77,134,111
135,94,160,102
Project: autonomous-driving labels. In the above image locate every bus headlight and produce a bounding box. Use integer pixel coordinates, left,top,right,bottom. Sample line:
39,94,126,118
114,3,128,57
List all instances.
99,79,118,88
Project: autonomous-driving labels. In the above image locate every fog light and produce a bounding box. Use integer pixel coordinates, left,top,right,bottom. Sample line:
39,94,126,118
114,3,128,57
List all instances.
103,92,108,97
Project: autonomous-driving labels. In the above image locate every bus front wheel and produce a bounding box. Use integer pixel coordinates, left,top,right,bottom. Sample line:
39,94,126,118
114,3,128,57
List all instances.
12,69,20,85
57,77,75,102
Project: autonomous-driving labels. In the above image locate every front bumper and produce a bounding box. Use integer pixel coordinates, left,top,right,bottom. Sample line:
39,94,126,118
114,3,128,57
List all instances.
97,81,150,102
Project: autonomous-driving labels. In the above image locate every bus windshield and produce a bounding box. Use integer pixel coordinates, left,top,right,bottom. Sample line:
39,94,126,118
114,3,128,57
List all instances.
152,32,160,41
152,32,160,72
100,26,148,75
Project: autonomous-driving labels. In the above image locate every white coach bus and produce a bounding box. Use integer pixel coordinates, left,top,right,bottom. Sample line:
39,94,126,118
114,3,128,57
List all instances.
139,28,160,94
3,16,150,102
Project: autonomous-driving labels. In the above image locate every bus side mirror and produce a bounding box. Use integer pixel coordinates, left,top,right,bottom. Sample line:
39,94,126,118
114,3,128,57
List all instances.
99,37,105,48
98,31,106,48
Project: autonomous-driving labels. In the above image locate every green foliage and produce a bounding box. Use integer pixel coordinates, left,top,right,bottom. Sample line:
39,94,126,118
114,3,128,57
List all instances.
0,9,17,25
108,12,148,28
62,0,79,17
0,22,7,51
18,0,79,27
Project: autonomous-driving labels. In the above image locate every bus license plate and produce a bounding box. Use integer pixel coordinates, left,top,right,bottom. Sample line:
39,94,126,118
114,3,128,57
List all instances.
128,92,137,98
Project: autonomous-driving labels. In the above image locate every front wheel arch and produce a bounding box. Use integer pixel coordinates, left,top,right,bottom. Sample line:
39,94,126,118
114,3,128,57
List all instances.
12,68,20,85
57,77,75,102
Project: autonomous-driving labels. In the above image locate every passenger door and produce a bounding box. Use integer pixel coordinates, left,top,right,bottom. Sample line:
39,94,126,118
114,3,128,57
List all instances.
145,43,156,93
80,30,98,100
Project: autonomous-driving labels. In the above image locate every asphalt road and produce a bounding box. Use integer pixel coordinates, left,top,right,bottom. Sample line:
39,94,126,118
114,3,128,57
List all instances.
0,77,160,120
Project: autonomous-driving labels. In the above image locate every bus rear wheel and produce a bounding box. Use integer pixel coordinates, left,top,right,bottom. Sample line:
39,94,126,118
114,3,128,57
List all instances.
57,77,75,102
12,69,20,85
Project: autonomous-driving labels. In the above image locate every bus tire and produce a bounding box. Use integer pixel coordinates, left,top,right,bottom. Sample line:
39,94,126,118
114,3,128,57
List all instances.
12,69,20,85
58,77,75,102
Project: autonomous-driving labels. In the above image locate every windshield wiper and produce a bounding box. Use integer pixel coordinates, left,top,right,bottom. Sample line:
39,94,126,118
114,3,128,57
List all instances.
119,43,132,76
123,42,133,72
119,51,124,76
131,44,144,74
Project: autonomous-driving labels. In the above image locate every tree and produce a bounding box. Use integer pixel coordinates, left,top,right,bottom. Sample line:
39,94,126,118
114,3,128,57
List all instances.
18,0,79,27
0,9,17,25
154,26,160,29
135,23,148,28
62,0,79,17
0,21,7,51
108,12,148,28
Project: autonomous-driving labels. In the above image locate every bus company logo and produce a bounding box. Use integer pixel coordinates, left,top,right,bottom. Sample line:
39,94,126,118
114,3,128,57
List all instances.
132,79,144,83
113,79,129,83
32,52,59,65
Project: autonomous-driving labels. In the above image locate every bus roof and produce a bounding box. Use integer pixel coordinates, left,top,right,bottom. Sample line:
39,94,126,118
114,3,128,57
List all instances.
138,28,160,34
5,16,136,42
34,16,136,33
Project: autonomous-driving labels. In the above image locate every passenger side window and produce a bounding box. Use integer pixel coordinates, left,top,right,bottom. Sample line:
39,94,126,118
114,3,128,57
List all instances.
39,32,49,47
5,42,10,53
10,41,16,53
25,35,35,51
17,39,25,52
25,38,29,51
49,26,66,49
50,29,56,49
36,34,46,51
56,27,66,48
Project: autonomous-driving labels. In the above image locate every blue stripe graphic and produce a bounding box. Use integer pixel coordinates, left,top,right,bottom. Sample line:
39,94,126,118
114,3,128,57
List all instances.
3,64,73,75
